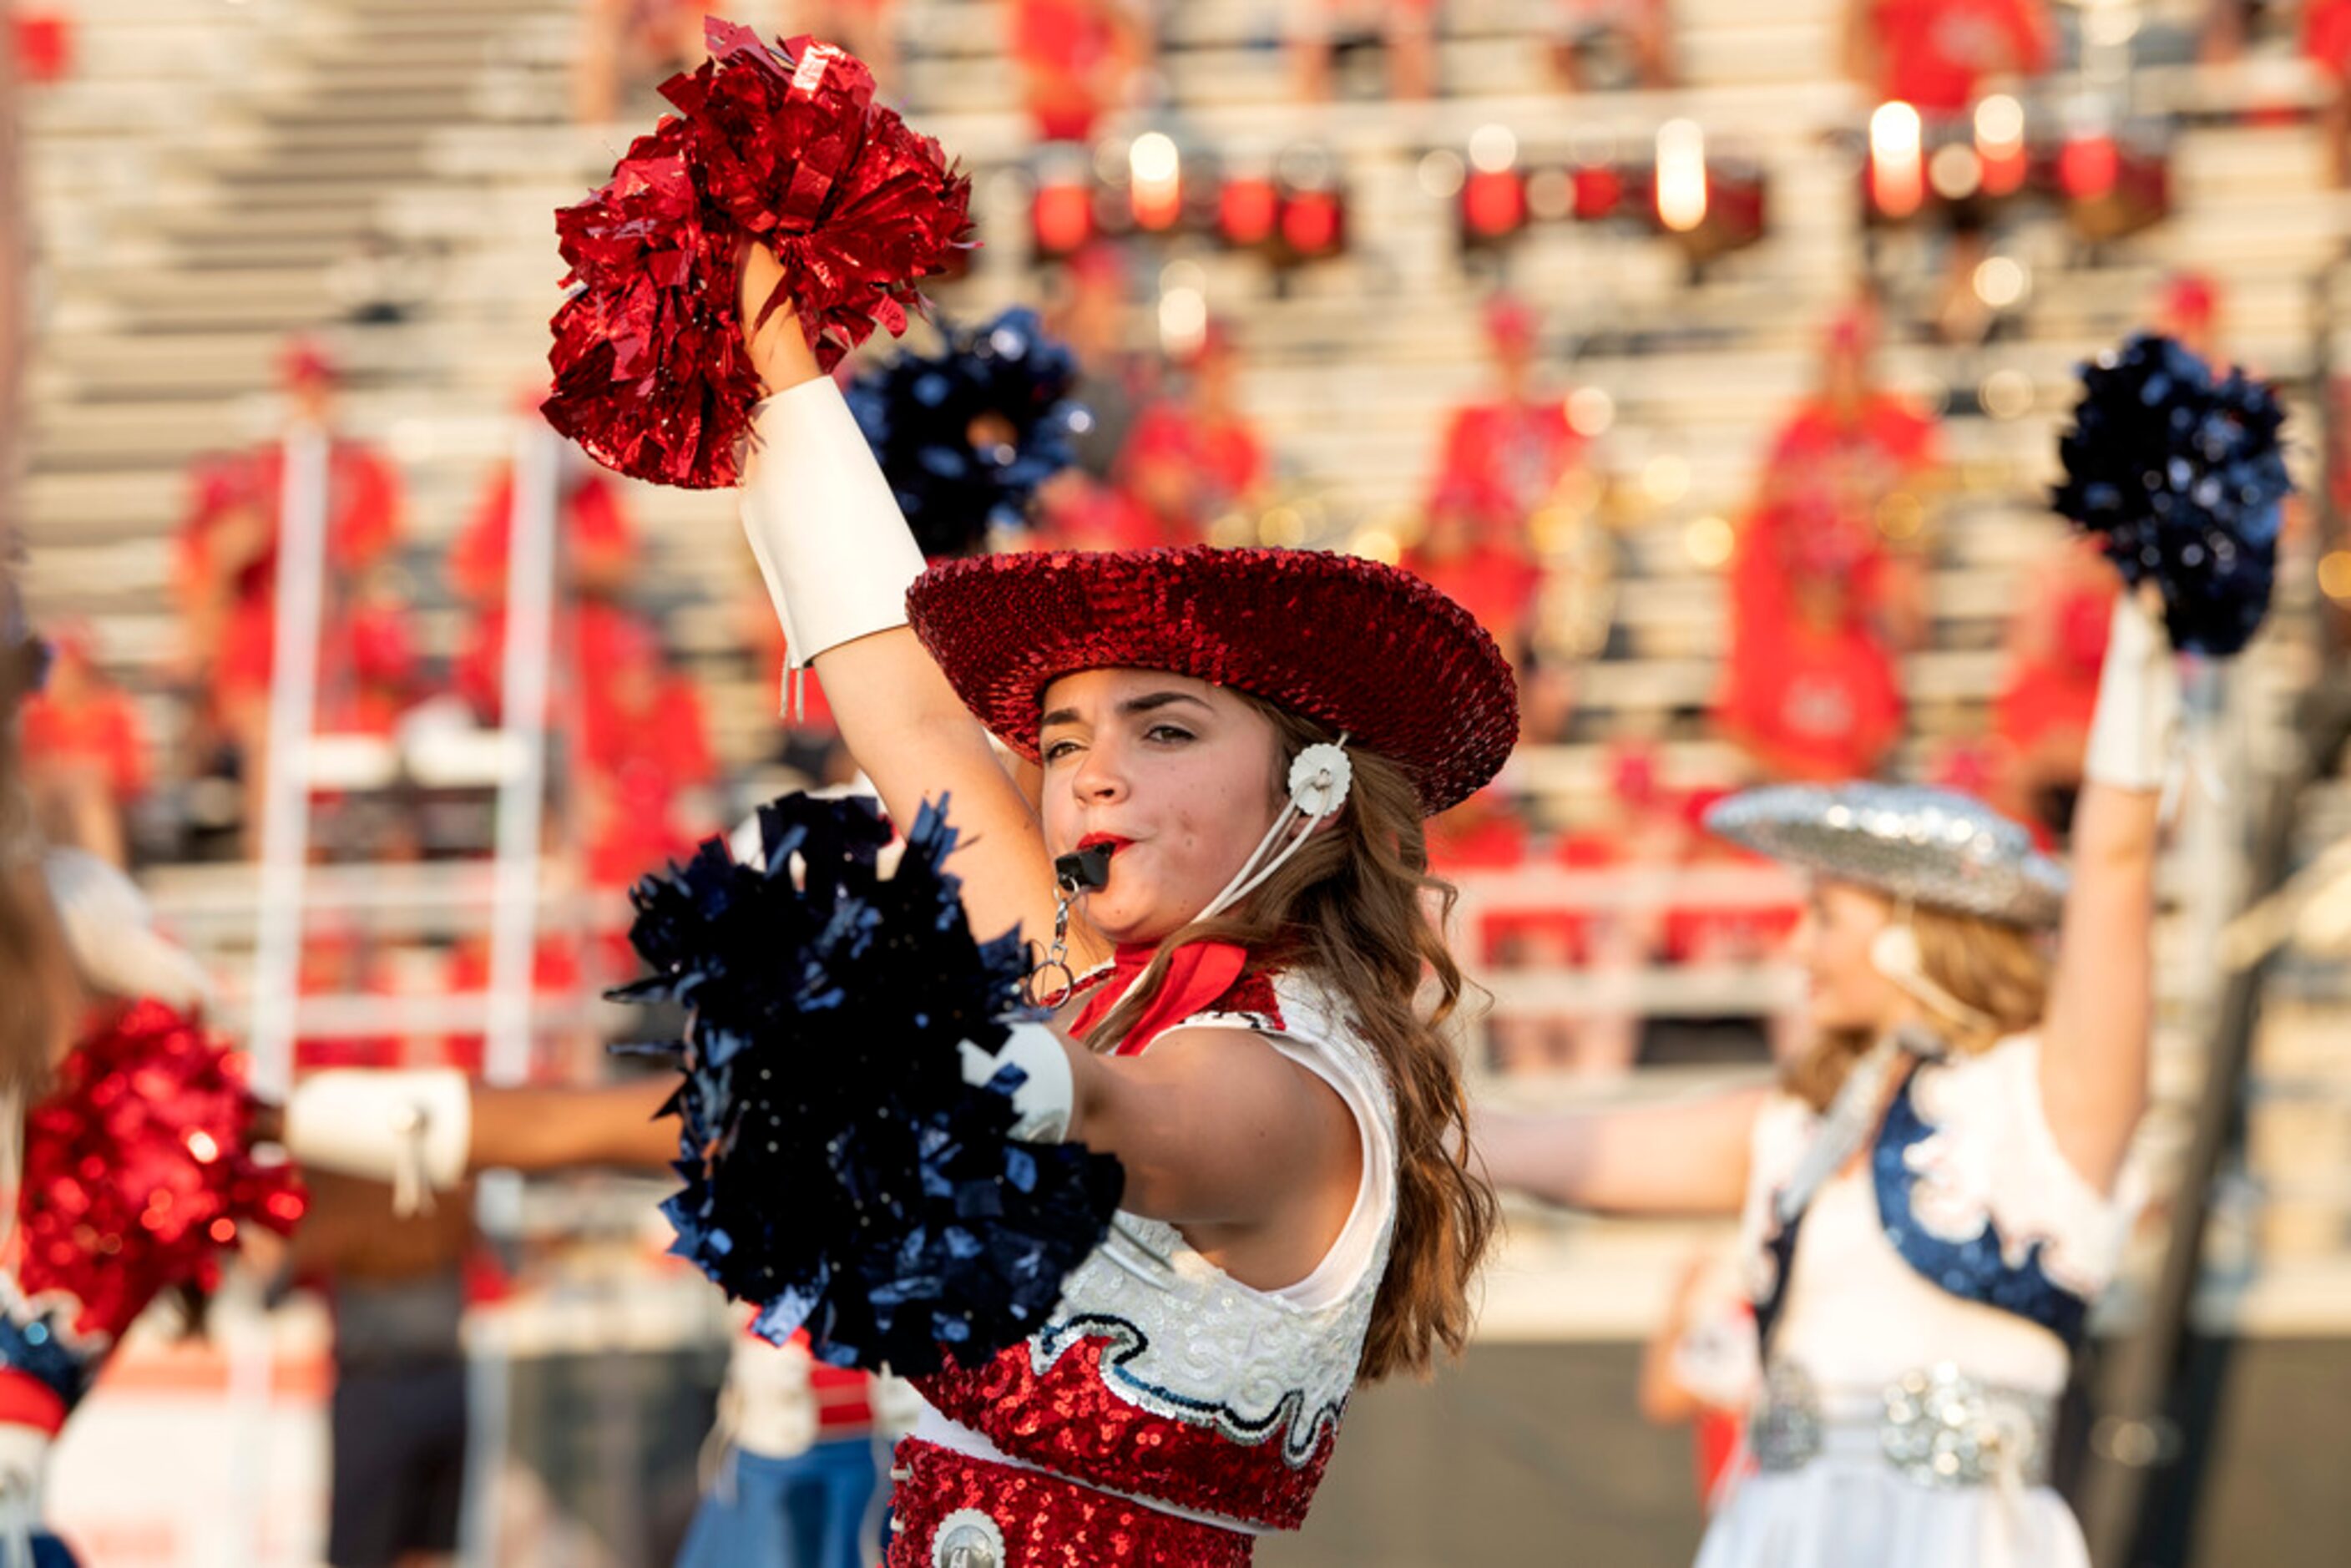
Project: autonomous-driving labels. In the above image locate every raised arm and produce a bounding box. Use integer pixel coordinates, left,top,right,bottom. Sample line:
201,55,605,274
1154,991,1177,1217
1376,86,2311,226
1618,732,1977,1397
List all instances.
1474,1085,1767,1217
736,245,1076,961
2038,588,2169,1191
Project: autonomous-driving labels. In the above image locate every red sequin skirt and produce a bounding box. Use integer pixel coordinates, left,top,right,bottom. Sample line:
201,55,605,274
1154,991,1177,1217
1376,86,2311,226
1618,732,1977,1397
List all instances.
885,1439,1256,1567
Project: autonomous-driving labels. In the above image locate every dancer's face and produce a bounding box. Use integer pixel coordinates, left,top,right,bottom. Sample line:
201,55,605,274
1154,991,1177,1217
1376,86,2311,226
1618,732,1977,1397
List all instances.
1792,878,1906,1033
1037,668,1287,948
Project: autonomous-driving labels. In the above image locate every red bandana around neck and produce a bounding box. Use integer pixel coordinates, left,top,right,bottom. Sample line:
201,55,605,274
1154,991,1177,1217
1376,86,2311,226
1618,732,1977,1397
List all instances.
1068,939,1251,1056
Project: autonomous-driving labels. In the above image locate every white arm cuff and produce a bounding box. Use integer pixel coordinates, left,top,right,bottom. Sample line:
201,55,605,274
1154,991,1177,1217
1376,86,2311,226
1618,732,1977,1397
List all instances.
958,1022,1075,1144
284,1069,472,1216
740,376,927,702
2083,588,2182,795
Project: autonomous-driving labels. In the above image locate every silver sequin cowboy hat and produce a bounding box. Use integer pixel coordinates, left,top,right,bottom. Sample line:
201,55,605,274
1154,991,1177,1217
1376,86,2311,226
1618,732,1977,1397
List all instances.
1704,782,2068,929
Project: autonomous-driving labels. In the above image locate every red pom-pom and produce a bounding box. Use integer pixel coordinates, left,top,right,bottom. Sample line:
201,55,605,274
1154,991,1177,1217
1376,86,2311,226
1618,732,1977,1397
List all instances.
545,23,974,488
17,1002,307,1344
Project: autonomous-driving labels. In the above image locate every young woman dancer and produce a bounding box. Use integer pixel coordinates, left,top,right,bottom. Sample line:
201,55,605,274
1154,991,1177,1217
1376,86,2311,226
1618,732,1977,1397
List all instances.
723,243,1511,1567
0,611,285,1567
286,240,1515,1561
1479,582,2174,1565
0,843,302,1566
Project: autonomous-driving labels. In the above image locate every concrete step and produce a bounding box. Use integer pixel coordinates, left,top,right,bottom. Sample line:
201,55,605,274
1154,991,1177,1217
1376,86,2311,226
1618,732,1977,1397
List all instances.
175,176,418,216
152,234,376,271
67,261,342,312
211,145,439,186
247,83,485,131
266,58,513,99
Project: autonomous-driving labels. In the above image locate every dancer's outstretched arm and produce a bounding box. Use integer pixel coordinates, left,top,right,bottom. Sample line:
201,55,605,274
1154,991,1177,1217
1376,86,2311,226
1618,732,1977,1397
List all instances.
1475,1086,1767,1217
287,1070,680,1204
735,245,1082,971
2038,589,2170,1192
289,1031,1359,1281
467,1076,680,1173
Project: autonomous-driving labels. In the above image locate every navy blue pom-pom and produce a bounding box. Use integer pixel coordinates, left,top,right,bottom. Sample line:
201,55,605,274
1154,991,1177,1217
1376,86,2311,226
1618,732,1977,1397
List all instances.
2052,331,2293,656
613,792,1123,1375
844,307,1088,559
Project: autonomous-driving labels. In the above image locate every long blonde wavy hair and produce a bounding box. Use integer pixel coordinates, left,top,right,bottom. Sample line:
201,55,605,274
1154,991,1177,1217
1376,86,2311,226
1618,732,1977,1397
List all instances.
1784,898,2052,1111
1079,698,1499,1383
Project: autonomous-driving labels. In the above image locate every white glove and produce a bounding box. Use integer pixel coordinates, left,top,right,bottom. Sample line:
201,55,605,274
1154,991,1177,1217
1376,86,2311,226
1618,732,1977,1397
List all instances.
870,1370,926,1440
958,1021,1075,1144
284,1069,472,1216
2083,585,2182,795
740,376,927,712
720,1329,819,1460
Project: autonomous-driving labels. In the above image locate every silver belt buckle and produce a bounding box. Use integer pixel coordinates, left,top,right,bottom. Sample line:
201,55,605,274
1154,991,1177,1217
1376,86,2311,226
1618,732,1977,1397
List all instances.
932,1508,1006,1568
1751,1361,1823,1473
1878,1364,2046,1489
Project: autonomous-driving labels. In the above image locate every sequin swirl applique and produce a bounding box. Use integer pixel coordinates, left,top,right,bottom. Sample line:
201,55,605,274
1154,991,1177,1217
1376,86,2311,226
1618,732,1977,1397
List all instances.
1030,1301,1344,1463
1750,1214,1802,1353
1898,1037,2128,1299
0,1284,100,1422
914,971,1389,1532
0,1232,127,1427
1737,1095,1818,1353
914,1259,1350,1528
886,1437,1256,1568
1872,1073,2091,1346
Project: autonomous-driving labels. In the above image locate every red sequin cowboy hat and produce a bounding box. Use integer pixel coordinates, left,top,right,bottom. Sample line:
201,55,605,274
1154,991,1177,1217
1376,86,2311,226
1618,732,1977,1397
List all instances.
905,545,1519,815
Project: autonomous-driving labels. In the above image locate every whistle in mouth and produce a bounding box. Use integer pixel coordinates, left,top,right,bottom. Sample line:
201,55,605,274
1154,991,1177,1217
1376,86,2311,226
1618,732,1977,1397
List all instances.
1054,842,1115,894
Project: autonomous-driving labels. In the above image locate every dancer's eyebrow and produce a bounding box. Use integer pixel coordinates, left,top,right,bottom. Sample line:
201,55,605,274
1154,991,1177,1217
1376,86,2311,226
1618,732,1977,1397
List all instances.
1039,690,1212,730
